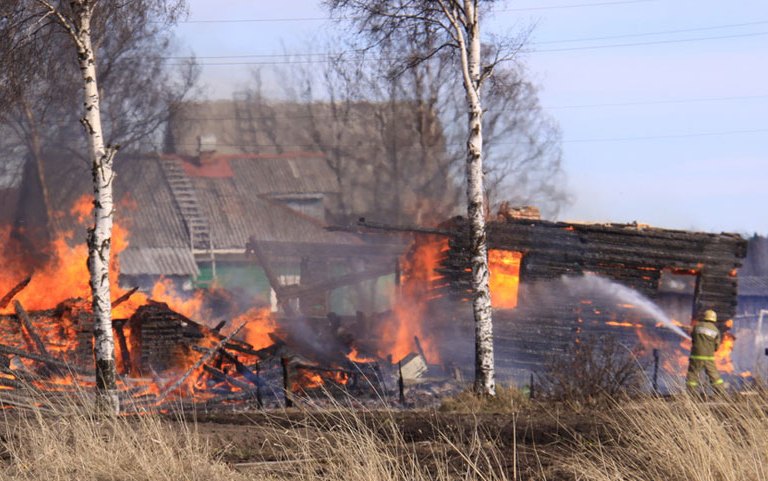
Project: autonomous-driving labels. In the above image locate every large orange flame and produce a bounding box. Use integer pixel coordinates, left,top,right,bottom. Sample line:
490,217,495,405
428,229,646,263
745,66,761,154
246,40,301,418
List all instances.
488,249,522,309
230,307,275,350
383,237,447,363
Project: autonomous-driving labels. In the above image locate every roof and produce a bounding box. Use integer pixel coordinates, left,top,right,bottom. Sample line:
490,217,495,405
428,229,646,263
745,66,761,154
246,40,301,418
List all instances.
190,168,361,250
167,99,459,223
14,153,374,276
119,247,199,277
165,152,339,196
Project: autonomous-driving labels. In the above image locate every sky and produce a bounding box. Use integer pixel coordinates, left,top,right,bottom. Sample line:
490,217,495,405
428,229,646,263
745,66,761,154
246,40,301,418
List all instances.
173,0,768,235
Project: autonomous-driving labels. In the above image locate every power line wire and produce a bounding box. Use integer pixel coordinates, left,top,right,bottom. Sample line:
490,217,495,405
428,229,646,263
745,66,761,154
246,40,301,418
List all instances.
164,19,768,60
549,93,768,110
174,30,768,66
536,30,768,53
562,128,768,143
177,0,657,24
535,19,768,44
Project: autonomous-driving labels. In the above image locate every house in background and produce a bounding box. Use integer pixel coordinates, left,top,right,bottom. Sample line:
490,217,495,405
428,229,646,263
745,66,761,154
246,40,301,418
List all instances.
9,146,405,318
166,97,461,225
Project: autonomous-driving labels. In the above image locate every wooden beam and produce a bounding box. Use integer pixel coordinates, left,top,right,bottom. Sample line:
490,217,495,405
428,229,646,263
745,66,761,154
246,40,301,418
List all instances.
245,236,299,317
0,343,91,375
202,364,253,391
0,276,32,310
112,287,139,308
282,264,394,300
155,321,247,403
14,300,48,357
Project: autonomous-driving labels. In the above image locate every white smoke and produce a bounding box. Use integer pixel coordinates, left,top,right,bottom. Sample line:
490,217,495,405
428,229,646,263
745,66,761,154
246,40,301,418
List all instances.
561,273,691,340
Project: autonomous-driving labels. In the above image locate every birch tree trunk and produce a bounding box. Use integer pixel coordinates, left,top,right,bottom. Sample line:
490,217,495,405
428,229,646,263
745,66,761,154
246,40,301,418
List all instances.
69,1,120,413
326,0,501,396
456,0,495,396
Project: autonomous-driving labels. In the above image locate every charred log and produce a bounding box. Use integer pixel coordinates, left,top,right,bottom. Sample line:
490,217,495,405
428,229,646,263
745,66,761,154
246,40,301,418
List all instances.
0,275,32,309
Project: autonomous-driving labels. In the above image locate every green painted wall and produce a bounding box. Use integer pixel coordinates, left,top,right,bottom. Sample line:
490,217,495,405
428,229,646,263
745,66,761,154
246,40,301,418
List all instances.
195,261,394,315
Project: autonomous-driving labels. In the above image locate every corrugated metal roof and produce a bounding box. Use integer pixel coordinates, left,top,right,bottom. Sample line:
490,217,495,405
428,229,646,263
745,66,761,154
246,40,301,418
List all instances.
162,153,339,196
114,157,191,248
119,247,199,276
25,153,373,277
37,155,190,249
191,173,362,250
230,155,338,195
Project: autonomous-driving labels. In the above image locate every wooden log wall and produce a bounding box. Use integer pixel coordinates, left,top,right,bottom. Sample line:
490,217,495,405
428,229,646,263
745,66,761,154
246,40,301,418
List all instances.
440,218,746,320
128,301,209,375
437,218,747,381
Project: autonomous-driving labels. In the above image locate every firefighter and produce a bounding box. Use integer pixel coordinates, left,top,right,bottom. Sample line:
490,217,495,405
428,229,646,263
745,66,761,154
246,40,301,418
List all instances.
685,309,725,395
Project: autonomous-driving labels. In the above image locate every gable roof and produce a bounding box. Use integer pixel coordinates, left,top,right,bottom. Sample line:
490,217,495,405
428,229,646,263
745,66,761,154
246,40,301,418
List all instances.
189,168,359,250
166,152,339,196
13,152,378,277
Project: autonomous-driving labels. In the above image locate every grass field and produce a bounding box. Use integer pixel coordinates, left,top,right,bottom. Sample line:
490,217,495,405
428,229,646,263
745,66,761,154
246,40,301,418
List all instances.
0,388,765,480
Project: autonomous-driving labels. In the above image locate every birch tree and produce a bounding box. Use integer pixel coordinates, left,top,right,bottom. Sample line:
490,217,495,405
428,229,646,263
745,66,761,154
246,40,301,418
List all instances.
1,1,194,259
1,0,186,413
327,0,515,395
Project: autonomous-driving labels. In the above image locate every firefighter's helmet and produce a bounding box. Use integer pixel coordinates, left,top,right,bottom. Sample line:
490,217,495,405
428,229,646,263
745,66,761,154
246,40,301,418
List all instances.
702,309,717,323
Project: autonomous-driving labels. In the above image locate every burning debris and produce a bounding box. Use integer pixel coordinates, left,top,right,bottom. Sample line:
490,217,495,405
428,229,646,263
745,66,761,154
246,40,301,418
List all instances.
0,279,434,411
0,188,754,411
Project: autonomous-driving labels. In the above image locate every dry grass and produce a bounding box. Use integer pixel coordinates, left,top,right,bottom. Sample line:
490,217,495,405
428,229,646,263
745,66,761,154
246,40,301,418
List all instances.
566,392,768,481
439,385,529,413
0,391,517,481
14,383,768,481
0,404,244,481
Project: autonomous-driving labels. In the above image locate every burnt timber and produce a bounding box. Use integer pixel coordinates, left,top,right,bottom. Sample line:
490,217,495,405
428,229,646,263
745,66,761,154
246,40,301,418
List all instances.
438,216,747,380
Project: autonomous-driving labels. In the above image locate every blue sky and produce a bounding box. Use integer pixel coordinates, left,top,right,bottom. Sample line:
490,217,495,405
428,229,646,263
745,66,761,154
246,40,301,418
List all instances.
174,0,768,235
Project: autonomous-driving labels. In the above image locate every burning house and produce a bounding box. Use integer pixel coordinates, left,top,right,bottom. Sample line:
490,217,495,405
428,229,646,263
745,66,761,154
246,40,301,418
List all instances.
398,208,749,384
10,150,403,315
0,127,752,407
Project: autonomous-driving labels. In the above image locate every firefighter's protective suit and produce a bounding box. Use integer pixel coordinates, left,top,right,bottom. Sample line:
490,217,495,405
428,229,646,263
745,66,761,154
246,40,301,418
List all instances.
685,309,725,394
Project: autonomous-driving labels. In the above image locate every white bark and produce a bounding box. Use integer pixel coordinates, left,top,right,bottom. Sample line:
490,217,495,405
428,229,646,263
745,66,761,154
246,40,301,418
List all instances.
79,8,120,414
447,0,495,396
38,0,120,413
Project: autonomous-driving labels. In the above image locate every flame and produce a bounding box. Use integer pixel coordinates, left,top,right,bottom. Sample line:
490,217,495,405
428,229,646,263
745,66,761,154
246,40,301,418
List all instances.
634,325,689,374
294,370,324,391
149,279,205,320
715,331,735,373
383,237,446,363
348,347,375,363
606,321,642,328
69,194,92,224
230,307,275,350
488,249,522,309
0,195,134,316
